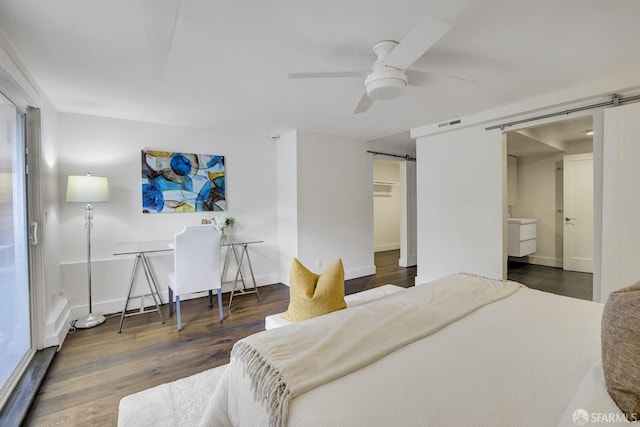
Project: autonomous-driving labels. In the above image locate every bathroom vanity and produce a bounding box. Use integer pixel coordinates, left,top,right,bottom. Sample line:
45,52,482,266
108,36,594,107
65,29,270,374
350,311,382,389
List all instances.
507,218,537,257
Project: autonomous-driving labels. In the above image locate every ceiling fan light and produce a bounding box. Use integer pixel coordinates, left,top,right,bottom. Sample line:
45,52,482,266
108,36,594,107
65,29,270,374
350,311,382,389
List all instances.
367,78,406,100
365,69,407,100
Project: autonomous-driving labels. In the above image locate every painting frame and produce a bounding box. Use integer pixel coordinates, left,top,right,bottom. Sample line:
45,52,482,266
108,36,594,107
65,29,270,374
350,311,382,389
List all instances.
141,149,226,213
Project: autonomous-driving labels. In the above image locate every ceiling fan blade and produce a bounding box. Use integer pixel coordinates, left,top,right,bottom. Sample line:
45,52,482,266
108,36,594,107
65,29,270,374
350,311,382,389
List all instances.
405,69,477,87
142,0,182,71
428,70,477,83
405,70,429,86
288,71,367,79
384,14,452,71
353,92,374,114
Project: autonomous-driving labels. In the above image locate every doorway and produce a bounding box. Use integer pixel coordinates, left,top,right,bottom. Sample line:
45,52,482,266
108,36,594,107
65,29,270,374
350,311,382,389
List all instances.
372,157,417,270
505,116,594,289
373,159,401,265
0,91,32,407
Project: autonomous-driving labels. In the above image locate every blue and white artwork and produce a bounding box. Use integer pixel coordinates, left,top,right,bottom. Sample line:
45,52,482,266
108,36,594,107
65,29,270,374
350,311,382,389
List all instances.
141,150,226,213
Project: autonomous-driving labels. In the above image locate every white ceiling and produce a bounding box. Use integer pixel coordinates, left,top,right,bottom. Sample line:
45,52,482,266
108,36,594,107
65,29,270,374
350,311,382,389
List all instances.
507,116,593,157
0,0,639,147
523,116,594,143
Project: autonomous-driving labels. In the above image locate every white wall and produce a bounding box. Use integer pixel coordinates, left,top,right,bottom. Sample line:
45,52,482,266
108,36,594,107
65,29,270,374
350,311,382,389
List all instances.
411,69,640,300
511,139,593,267
373,159,401,252
57,113,280,318
292,131,375,281
276,130,298,283
366,137,416,159
415,126,505,284
39,103,67,347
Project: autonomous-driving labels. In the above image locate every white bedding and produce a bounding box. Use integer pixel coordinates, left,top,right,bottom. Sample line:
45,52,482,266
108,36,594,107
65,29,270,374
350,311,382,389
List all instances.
203,280,612,426
558,362,639,426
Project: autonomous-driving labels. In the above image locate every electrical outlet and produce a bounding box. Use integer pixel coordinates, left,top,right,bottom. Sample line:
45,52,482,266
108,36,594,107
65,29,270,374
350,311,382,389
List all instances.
52,290,68,304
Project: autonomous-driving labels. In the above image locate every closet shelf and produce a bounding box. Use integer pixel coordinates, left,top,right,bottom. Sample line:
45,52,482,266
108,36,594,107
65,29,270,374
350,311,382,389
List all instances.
373,180,399,196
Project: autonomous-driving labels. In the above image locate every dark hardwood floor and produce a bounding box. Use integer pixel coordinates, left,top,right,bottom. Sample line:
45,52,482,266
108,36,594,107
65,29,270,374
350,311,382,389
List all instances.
507,261,593,300
22,253,591,426
23,251,415,427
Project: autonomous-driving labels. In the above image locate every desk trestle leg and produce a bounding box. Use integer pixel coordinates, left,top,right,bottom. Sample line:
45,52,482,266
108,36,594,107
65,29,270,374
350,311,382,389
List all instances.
117,253,165,333
228,243,261,309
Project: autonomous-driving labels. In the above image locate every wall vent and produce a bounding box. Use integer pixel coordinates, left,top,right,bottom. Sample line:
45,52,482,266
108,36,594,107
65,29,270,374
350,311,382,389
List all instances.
437,119,462,128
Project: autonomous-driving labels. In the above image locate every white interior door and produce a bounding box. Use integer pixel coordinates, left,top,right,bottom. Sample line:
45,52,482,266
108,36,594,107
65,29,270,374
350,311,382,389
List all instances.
563,153,593,272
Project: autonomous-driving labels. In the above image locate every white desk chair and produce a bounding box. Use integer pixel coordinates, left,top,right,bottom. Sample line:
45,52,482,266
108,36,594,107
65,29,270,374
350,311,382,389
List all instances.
168,225,223,331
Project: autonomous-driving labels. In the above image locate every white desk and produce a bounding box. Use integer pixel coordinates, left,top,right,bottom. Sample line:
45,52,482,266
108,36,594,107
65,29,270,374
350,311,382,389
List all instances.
114,235,262,332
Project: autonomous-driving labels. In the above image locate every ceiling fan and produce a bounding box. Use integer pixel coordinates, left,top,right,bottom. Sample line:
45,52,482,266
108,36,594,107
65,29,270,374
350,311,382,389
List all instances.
288,14,454,114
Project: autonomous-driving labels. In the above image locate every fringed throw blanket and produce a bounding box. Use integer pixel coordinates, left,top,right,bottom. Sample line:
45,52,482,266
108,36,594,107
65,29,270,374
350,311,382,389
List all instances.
202,273,522,427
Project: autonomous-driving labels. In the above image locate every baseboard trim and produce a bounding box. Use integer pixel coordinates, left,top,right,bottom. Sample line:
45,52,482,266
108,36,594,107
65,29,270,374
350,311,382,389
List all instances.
345,265,376,280
44,295,71,348
374,243,400,252
511,255,563,268
66,263,377,319
399,254,417,267
69,273,282,319
414,275,430,286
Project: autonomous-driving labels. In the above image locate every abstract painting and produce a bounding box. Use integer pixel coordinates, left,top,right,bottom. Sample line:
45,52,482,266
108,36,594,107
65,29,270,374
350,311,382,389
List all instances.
141,150,226,213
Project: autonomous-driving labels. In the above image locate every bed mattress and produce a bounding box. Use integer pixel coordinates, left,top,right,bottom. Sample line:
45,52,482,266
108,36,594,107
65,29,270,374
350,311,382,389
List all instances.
201,280,615,426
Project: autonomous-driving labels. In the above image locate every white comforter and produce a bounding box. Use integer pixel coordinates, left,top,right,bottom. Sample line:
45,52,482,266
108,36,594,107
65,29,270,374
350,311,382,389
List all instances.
204,281,608,426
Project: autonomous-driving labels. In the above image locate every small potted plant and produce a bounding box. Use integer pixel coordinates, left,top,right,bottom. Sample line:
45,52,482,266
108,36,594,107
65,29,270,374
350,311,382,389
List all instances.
212,214,235,236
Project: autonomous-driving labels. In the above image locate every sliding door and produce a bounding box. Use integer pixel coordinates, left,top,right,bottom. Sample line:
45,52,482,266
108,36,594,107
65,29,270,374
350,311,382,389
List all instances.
601,101,640,301
0,91,31,405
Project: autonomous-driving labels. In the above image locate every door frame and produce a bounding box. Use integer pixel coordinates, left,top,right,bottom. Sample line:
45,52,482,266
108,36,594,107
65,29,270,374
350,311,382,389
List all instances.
502,110,599,299
371,156,417,268
0,97,44,410
399,160,417,267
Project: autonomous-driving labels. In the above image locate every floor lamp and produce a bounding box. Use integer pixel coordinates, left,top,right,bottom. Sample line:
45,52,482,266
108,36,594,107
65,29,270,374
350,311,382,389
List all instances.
66,173,110,329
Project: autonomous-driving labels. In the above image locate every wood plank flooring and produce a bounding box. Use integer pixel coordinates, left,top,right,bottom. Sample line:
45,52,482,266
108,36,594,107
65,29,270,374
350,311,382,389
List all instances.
24,251,415,427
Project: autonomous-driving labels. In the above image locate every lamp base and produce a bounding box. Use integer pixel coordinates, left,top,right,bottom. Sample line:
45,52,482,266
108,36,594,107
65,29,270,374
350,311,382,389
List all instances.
75,313,106,329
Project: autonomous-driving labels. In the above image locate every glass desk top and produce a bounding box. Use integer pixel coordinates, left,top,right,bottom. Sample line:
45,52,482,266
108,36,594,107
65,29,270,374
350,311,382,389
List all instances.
113,240,173,256
113,235,263,255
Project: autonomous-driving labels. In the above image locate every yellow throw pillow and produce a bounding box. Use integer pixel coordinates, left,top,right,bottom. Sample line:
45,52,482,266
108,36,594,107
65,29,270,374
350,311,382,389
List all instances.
282,258,347,323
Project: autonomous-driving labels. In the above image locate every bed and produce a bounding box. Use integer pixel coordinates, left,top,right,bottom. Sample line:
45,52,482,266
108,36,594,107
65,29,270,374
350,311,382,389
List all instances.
196,273,631,426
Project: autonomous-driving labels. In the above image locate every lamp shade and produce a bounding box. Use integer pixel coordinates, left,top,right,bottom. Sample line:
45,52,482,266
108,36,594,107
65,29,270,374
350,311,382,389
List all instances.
66,174,110,203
